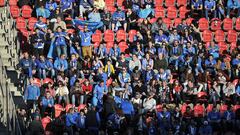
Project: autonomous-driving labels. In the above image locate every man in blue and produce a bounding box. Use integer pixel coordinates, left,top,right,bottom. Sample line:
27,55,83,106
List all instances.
66,108,77,135
79,26,93,58
204,55,217,75
169,40,183,70
222,106,235,132
79,0,93,17
112,7,127,31
191,0,203,17
92,80,108,107
118,67,131,87
227,0,240,17
109,43,121,61
207,106,221,132
46,57,55,78
45,0,58,13
204,0,216,20
199,121,212,135
54,54,68,74
40,91,55,117
155,29,169,45
54,26,69,58
36,55,47,79
24,78,40,115
94,43,107,60
36,4,50,18
34,16,47,32
76,109,86,134
61,0,74,17
157,106,171,135
121,98,134,127
31,28,45,58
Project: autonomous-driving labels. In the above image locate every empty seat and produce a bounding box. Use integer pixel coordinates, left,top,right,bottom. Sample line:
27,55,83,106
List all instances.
155,6,165,18
194,104,205,117
9,0,17,6
155,0,164,6
202,30,213,42
223,18,233,31
0,0,5,7
116,29,127,42
210,18,222,31
165,0,176,7
28,17,37,30
118,41,128,52
21,5,32,19
105,0,115,6
227,30,237,43
92,30,102,43
230,42,237,51
10,6,20,19
177,0,188,6
16,17,26,30
214,30,225,42
128,30,137,43
218,42,228,54
167,6,177,19
236,18,240,31
149,18,157,24
163,18,171,28
106,6,116,14
220,104,228,115
179,6,189,19
174,18,182,27
198,18,209,31
104,29,114,42
117,0,124,6
186,18,194,26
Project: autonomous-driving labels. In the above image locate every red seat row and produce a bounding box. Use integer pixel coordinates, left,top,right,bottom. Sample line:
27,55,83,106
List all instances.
155,6,189,19
202,29,238,43
10,5,32,19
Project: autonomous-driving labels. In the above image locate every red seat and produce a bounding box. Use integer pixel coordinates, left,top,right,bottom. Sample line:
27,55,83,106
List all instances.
19,28,29,38
167,6,177,19
93,42,100,48
223,18,233,31
194,104,205,117
202,30,212,42
67,29,75,34
43,78,54,85
230,42,237,52
206,104,213,113
0,0,5,7
177,0,188,6
179,6,189,19
106,78,113,87
41,117,51,130
27,17,37,30
163,18,171,28
117,0,124,6
149,18,157,24
32,77,41,87
106,42,114,53
156,104,163,112
210,18,222,31
16,17,26,30
198,18,209,31
21,5,32,19
165,0,176,7
181,103,191,115
118,41,128,52
227,30,237,43
9,0,17,6
10,6,20,19
155,6,165,18
214,30,225,42
106,6,116,14
65,104,74,113
78,104,86,112
236,18,240,31
116,29,126,42
128,30,137,43
54,104,63,118
105,0,115,6
186,18,194,26
220,104,228,115
218,42,228,54
92,30,102,43
155,0,164,6
174,18,182,27
233,105,240,113
104,29,114,42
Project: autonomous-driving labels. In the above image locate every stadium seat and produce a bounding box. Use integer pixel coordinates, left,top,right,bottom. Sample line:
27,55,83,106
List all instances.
218,42,228,54
186,18,194,26
236,18,240,31
116,30,127,42
106,78,113,87
54,104,63,118
106,6,116,14
21,5,32,19
227,30,237,43
92,30,102,43
32,77,41,87
155,0,164,6
177,0,188,6
128,30,137,43
230,42,237,52
202,30,212,42
117,0,124,6
42,78,54,85
210,18,222,31
41,117,51,130
65,17,73,28
16,17,26,30
167,6,177,19
198,18,209,31
118,41,128,52
174,18,182,27
106,42,114,53
156,104,163,112
194,104,205,117
149,18,157,24
10,6,20,19
78,104,86,112
67,29,75,34
165,0,176,7
181,103,191,115
179,6,189,19
9,0,17,6
219,104,228,115
93,42,100,49
65,104,74,113
0,0,5,7
206,104,213,113
233,105,240,113
214,30,225,42
104,29,114,42
163,18,171,28
155,6,165,18
223,18,233,31
27,17,37,30
105,0,115,6
197,91,208,103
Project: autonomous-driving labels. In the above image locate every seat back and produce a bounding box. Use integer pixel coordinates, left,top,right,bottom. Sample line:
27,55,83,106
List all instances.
198,18,209,31
104,30,114,42
223,18,233,31
214,30,225,42
22,5,32,19
167,6,177,19
227,30,237,43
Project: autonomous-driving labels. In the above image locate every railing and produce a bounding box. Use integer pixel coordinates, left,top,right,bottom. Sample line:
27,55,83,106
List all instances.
0,54,22,135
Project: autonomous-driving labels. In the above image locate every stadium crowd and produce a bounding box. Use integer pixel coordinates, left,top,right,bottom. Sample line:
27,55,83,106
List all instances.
13,0,240,134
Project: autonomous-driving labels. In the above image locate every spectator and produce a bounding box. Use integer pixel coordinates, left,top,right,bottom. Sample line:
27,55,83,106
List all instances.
191,0,203,17
54,16,67,31
151,18,168,34
112,7,127,31
79,0,93,17
40,91,55,117
79,26,94,58
93,0,105,10
65,108,77,135
199,121,212,135
36,4,50,18
56,81,69,105
85,107,101,135
28,115,44,135
54,54,69,74
227,0,240,17
204,0,217,20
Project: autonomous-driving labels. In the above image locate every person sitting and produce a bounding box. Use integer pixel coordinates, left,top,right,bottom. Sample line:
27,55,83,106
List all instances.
40,91,55,117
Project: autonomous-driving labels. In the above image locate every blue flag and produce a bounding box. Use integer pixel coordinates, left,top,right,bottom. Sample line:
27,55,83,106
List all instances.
72,19,103,31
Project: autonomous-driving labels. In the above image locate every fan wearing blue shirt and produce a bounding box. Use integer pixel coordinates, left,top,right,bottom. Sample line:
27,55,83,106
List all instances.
36,55,47,79
36,4,50,18
205,0,216,19
191,0,203,16
76,109,86,134
66,108,77,135
54,26,69,58
79,26,93,58
112,7,127,31
155,29,169,45
54,54,68,74
118,68,131,87
40,91,55,117
45,0,58,12
109,43,121,61
92,81,108,107
205,55,217,75
157,106,171,135
227,0,240,17
46,58,55,78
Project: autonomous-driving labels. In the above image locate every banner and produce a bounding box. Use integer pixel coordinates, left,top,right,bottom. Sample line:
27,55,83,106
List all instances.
72,19,103,31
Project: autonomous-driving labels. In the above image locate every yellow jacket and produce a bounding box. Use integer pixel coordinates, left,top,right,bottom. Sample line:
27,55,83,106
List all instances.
104,64,115,74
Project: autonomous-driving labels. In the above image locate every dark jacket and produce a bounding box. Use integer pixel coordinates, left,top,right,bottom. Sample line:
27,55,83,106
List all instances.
28,120,44,135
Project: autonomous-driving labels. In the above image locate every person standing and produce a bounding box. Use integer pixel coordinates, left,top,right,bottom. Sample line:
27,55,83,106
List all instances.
79,26,93,58
85,107,101,135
